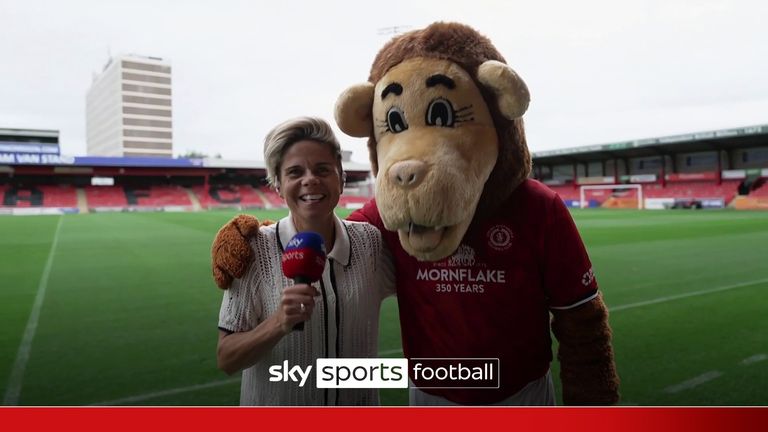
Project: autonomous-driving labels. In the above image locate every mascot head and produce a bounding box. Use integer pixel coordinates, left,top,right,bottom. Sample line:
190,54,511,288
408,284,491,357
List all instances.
336,22,532,261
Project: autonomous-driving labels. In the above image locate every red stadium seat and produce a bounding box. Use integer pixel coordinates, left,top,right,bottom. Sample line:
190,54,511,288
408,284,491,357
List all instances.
85,185,192,209
1,185,77,208
192,185,266,209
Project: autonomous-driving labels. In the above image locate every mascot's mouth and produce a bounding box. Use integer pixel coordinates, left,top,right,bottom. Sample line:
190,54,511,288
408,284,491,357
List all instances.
399,222,451,251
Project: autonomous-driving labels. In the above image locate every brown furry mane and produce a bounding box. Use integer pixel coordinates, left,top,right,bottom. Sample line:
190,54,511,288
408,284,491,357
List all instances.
367,22,532,217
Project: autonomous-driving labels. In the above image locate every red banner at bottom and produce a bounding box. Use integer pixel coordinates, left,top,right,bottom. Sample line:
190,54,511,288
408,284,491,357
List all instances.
1,407,766,432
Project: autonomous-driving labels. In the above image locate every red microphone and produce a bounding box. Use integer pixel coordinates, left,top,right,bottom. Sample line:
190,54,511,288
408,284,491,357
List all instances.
281,232,327,331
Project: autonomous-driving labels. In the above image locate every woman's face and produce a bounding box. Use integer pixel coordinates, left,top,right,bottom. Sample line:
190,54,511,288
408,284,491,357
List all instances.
278,139,342,224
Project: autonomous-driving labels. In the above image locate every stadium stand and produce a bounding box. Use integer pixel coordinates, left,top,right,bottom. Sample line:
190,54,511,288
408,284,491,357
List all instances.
258,186,285,208
3,123,766,214
84,186,128,208
599,188,639,209
644,180,741,202
545,177,742,209
85,185,192,210
732,177,768,209
532,124,768,210
192,186,224,209
749,179,768,197
40,185,78,208
546,184,580,201
2,185,36,207
141,185,192,207
192,185,265,209
1,184,77,208
552,180,742,209
547,184,635,208
338,195,370,208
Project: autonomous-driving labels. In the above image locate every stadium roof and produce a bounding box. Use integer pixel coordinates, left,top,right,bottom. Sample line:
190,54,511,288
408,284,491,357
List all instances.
8,123,766,172
2,154,372,173
201,157,372,173
0,128,59,138
531,124,768,165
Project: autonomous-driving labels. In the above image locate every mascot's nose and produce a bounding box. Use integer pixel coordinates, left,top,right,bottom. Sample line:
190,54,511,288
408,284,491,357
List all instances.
388,160,428,189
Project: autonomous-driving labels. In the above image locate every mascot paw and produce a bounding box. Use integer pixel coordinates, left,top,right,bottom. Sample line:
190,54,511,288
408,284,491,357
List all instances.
211,214,261,289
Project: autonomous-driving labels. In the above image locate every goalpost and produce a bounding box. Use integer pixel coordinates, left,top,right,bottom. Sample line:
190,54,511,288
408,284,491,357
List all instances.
579,184,644,209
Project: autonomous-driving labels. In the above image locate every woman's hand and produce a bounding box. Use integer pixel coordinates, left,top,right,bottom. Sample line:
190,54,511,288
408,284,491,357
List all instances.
217,282,319,375
275,283,318,334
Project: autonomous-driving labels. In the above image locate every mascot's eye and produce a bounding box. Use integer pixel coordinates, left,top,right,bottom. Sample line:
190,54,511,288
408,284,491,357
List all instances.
386,106,409,133
425,98,455,127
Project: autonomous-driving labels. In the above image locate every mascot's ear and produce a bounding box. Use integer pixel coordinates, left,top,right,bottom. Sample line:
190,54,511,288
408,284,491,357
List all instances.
477,60,530,120
335,83,375,138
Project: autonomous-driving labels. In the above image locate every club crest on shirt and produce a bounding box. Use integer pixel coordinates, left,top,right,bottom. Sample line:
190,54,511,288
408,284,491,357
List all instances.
487,225,514,251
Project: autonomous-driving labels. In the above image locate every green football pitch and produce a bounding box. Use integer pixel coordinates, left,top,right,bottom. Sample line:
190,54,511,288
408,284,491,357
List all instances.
1,209,766,406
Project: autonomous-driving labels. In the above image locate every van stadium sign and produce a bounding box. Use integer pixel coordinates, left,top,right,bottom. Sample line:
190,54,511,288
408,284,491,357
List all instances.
0,153,75,165
0,154,204,167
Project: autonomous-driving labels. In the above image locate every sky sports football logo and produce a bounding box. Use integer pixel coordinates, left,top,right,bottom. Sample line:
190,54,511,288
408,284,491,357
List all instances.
269,358,499,389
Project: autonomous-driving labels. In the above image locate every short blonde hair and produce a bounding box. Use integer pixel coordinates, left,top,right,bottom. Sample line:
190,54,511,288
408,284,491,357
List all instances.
263,116,343,187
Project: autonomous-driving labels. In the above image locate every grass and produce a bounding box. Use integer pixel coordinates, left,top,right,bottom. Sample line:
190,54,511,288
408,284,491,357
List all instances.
0,209,766,405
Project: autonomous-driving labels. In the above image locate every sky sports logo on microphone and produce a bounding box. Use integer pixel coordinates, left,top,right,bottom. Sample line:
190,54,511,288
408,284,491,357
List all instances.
268,358,499,389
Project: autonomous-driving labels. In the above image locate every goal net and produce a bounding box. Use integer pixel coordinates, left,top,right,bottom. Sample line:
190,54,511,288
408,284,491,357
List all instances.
579,184,643,209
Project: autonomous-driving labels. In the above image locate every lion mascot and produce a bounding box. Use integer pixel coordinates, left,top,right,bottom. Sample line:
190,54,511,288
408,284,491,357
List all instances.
212,22,619,405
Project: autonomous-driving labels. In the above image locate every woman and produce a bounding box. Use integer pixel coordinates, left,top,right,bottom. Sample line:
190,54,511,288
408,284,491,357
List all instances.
216,117,394,405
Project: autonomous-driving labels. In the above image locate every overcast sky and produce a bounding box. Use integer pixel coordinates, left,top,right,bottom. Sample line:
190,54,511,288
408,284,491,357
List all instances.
2,0,767,163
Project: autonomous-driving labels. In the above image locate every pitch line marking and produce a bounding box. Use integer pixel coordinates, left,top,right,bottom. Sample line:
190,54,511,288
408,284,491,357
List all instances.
611,277,768,312
740,354,767,366
3,216,64,406
663,371,722,394
90,377,242,406
87,278,767,405
89,348,403,405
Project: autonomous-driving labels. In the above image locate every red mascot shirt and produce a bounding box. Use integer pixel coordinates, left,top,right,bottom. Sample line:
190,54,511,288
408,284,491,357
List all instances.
348,179,598,405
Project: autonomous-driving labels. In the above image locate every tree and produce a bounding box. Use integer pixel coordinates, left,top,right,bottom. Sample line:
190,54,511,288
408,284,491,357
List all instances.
180,150,222,159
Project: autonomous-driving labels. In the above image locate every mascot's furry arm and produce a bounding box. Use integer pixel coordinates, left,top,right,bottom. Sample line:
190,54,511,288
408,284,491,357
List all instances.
211,214,264,289
552,294,620,405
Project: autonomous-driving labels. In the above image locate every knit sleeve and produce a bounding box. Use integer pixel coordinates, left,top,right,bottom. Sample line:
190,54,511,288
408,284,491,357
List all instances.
376,242,397,300
218,237,266,332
